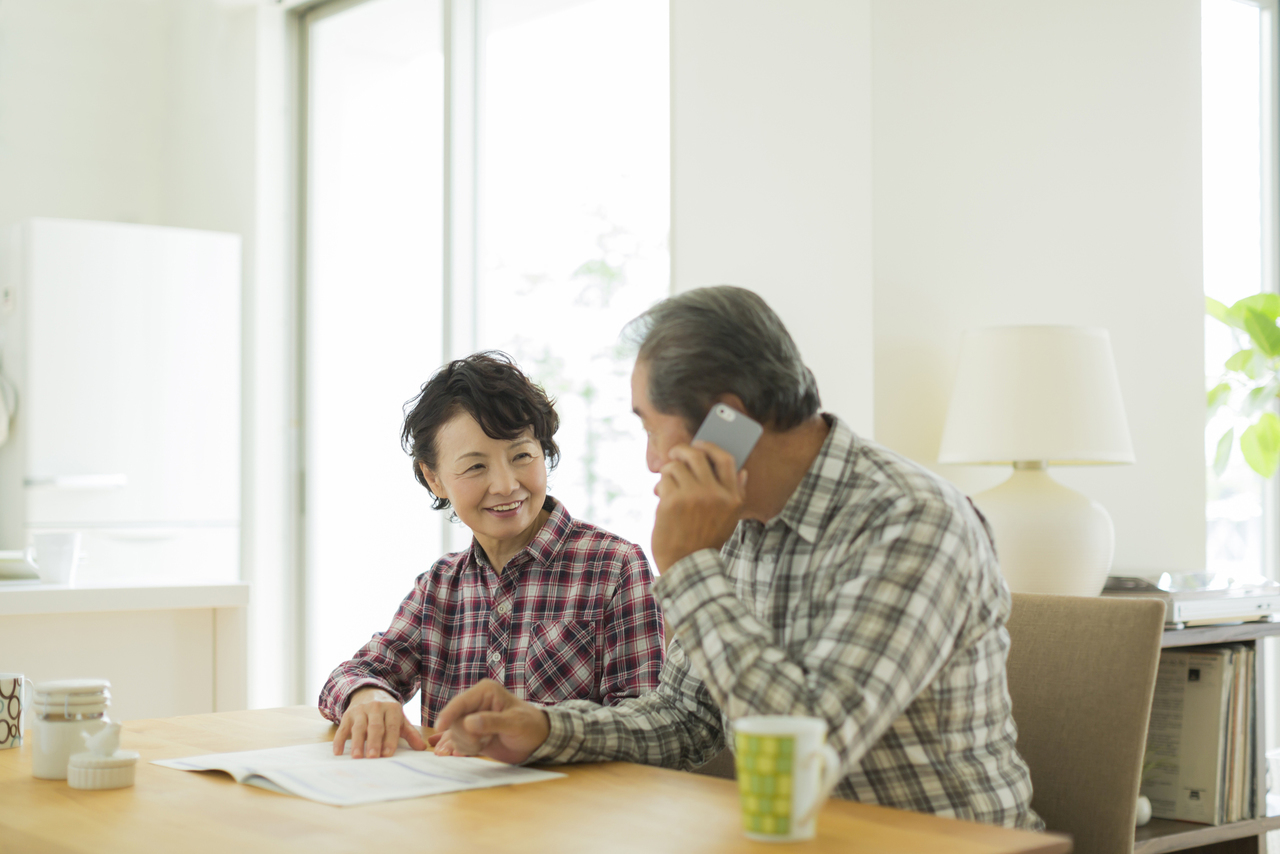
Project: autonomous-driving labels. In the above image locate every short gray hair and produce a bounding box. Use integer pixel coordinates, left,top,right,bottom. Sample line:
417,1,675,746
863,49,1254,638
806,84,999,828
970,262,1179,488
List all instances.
625,285,821,432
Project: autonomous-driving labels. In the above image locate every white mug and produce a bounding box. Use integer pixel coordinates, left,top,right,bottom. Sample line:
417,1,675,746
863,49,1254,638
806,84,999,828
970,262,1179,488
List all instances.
733,716,843,842
0,673,33,749
33,532,81,585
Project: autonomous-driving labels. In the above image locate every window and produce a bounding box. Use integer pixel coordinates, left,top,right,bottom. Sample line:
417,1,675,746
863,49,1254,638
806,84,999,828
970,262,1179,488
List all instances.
299,0,669,703
1203,0,1278,579
464,0,670,552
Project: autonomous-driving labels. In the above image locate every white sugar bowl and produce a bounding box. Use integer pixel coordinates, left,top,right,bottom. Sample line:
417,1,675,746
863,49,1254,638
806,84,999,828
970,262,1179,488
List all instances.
68,723,138,790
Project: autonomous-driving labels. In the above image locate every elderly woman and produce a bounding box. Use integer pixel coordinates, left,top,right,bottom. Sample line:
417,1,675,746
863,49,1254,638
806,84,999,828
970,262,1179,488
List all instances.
319,352,664,758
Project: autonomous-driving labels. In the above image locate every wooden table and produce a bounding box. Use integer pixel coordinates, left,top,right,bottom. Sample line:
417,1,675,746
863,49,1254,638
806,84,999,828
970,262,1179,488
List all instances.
0,707,1071,854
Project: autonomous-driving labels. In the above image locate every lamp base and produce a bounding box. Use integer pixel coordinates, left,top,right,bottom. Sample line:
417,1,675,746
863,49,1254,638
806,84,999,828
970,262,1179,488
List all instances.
970,464,1115,596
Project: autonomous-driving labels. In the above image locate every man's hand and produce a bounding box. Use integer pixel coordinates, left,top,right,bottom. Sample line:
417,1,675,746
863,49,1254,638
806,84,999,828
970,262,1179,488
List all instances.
429,679,550,765
332,687,427,758
651,441,747,572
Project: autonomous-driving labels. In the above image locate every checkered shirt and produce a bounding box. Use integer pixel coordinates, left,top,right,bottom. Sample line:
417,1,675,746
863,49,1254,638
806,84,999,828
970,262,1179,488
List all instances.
529,417,1042,830
319,497,665,727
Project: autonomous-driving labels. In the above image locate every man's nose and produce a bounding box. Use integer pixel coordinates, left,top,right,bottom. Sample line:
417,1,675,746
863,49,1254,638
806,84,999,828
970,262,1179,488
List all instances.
646,443,661,473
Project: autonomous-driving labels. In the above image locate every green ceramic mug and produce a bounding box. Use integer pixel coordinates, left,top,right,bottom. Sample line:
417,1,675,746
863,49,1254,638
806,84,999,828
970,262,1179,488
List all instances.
733,716,842,841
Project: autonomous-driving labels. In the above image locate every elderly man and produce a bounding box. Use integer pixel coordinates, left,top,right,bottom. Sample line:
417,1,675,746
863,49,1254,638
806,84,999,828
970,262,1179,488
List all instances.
431,286,1041,829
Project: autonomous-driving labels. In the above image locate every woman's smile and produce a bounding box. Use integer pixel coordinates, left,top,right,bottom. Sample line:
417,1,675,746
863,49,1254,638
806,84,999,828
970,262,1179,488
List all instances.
485,499,526,517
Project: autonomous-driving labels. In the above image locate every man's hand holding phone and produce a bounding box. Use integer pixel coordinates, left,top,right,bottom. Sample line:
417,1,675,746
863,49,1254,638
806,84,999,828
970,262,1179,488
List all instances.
651,405,761,573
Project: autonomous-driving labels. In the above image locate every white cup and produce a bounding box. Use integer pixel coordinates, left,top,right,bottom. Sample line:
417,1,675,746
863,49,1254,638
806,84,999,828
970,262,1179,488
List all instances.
733,716,843,842
0,673,33,749
33,532,81,585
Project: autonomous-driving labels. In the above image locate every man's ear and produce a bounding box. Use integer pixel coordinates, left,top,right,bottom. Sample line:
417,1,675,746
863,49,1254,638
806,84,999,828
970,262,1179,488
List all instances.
420,462,447,498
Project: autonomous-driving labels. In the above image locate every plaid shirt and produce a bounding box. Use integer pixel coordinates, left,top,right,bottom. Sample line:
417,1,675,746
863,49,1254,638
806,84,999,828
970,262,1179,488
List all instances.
319,497,664,727
530,417,1042,830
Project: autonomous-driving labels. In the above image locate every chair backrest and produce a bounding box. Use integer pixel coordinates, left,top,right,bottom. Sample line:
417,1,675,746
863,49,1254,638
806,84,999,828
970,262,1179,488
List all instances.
1005,593,1165,854
690,747,736,780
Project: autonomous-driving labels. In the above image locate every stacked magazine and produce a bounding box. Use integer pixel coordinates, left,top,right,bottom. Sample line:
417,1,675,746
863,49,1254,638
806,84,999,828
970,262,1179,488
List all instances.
1141,645,1255,825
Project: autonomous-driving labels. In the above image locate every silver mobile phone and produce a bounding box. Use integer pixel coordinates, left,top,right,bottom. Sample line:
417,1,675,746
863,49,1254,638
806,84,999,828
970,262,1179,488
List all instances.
692,404,763,470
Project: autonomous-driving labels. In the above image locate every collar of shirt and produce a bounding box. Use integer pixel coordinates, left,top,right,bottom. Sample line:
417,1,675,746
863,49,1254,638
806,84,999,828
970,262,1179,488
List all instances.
768,414,858,545
468,495,572,571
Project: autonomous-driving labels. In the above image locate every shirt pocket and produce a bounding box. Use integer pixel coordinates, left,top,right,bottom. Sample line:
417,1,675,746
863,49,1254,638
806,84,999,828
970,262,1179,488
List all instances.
523,620,597,704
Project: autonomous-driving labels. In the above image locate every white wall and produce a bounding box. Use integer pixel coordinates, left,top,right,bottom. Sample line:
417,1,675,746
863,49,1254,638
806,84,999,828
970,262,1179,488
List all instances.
670,0,874,437
871,0,1206,572
672,0,1205,572
0,0,256,230
161,0,258,234
0,0,167,227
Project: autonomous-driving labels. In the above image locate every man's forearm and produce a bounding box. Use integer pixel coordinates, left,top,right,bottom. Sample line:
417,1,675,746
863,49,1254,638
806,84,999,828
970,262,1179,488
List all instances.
525,648,725,769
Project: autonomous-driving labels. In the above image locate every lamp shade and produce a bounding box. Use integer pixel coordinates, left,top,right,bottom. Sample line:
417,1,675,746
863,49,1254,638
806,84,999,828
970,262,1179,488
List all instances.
938,325,1135,465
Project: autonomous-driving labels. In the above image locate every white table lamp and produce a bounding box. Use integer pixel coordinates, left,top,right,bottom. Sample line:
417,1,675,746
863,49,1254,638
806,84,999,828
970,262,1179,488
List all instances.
938,326,1135,596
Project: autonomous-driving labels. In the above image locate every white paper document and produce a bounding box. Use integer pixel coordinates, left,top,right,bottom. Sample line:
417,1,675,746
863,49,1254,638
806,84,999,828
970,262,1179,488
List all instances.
154,742,564,807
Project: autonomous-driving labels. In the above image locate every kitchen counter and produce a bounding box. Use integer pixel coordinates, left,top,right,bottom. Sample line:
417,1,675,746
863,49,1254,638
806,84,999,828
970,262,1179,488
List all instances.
0,581,248,615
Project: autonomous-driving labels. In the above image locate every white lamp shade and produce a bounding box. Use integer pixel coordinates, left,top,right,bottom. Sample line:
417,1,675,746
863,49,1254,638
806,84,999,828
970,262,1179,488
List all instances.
938,325,1135,465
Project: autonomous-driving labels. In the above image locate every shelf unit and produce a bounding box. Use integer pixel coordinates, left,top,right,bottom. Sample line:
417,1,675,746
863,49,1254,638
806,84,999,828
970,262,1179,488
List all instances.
1133,622,1280,854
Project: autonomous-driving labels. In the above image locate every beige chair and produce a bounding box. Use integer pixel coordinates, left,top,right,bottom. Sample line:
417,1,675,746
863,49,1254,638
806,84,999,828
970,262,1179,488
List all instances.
690,745,736,780
1006,592,1166,854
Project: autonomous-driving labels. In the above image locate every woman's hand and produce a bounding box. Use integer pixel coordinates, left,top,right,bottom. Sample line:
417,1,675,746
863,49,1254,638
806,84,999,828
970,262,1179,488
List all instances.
332,687,427,758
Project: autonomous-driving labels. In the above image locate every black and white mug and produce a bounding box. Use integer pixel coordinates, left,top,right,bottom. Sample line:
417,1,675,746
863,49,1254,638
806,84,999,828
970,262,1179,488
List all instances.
0,672,32,749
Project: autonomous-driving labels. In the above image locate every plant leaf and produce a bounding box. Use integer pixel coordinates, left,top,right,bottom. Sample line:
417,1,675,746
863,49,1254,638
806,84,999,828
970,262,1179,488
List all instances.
1208,297,1228,323
1245,384,1275,417
1214,427,1234,477
1234,293,1280,321
1223,348,1264,376
1207,382,1232,422
1226,305,1252,330
1225,349,1250,371
1241,412,1280,478
1244,308,1280,358
1207,296,1233,326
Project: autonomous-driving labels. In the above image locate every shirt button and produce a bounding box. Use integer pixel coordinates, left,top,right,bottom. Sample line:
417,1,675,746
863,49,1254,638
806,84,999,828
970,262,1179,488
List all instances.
489,651,501,665
496,602,511,616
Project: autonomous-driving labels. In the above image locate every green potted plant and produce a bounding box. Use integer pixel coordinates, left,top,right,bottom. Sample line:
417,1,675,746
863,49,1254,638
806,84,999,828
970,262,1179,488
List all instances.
1206,293,1280,477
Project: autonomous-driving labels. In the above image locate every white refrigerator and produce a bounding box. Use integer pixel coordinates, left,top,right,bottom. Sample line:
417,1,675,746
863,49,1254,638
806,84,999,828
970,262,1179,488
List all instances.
0,218,241,584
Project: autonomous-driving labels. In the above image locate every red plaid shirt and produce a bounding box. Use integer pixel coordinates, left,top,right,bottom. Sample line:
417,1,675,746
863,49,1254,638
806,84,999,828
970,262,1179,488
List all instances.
319,497,665,727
